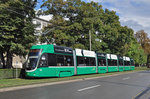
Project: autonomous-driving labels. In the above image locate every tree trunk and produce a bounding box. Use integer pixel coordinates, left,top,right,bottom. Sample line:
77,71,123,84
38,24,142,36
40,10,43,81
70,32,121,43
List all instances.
0,52,6,68
6,51,13,68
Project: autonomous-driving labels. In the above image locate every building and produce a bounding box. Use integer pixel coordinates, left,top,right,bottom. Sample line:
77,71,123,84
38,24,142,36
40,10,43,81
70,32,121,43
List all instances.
33,16,51,36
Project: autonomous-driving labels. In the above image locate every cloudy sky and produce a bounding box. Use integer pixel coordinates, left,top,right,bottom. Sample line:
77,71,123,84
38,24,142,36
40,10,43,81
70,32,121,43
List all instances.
85,0,150,36
36,0,150,36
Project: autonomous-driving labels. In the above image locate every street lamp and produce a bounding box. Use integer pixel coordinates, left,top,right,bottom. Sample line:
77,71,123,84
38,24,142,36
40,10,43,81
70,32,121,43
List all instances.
95,38,102,42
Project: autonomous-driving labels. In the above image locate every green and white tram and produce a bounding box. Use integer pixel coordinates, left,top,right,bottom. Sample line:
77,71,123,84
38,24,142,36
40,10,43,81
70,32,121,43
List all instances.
25,44,135,78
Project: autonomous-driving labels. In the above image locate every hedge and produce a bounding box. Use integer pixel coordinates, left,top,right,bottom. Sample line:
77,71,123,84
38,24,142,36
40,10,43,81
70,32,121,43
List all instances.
0,69,22,79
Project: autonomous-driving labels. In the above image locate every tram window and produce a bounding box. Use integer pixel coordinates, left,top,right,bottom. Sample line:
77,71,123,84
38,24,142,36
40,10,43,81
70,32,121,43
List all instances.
112,60,114,66
56,55,64,66
108,60,117,66
127,61,130,66
85,57,89,66
111,60,113,66
113,60,117,66
89,58,96,66
77,57,85,66
124,61,130,66
57,55,73,66
64,56,73,66
124,61,127,66
119,60,123,66
84,57,96,66
98,59,106,66
48,54,73,66
77,57,96,66
39,53,48,67
48,54,57,66
108,59,112,66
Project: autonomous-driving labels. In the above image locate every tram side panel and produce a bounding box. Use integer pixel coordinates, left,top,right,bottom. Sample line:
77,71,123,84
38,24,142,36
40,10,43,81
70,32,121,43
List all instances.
119,66,124,72
130,58,135,70
97,53,107,74
75,49,97,75
107,54,118,72
118,56,124,72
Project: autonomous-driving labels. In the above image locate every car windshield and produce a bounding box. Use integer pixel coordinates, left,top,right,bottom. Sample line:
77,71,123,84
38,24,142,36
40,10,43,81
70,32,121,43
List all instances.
26,49,41,70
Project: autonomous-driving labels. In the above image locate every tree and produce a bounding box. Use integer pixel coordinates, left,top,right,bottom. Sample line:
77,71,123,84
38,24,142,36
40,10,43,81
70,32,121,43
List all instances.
40,0,136,59
0,0,37,68
127,39,147,66
135,30,150,66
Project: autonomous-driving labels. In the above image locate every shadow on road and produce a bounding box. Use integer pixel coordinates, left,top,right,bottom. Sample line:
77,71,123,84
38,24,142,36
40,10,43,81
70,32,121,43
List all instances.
134,86,150,99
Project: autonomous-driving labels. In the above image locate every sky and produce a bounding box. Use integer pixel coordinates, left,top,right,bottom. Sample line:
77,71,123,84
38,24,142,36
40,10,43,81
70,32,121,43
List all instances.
36,0,150,37
85,0,150,37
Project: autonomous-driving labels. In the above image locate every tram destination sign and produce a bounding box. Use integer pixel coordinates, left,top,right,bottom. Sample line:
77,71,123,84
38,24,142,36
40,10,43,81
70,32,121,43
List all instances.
54,45,73,54
111,54,117,60
75,49,96,57
97,53,106,57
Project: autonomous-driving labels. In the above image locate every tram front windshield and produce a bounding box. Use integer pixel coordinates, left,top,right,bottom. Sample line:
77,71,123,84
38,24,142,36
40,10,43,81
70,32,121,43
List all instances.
26,49,41,70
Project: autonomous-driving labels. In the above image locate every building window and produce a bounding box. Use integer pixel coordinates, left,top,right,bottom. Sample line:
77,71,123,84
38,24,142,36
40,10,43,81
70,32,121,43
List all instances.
36,21,41,28
43,23,47,28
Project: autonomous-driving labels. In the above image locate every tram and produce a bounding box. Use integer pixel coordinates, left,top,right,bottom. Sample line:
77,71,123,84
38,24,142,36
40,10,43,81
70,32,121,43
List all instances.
25,44,135,77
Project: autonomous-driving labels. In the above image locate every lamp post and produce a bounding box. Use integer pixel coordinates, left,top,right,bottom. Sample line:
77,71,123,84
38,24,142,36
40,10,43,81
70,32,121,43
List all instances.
95,37,102,74
15,61,18,79
89,30,102,51
89,30,92,51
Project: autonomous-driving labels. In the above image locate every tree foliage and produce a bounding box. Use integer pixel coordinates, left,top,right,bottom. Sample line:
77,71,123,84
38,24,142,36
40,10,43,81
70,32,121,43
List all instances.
127,39,147,65
135,30,150,65
0,0,37,68
39,0,147,65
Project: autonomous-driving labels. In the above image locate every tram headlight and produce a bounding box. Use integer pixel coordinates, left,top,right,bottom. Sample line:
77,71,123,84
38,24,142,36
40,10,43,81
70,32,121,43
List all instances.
41,55,46,60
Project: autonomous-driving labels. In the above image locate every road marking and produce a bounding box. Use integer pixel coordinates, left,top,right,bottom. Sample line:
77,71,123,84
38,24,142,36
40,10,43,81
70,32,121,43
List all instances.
77,85,100,92
122,77,130,80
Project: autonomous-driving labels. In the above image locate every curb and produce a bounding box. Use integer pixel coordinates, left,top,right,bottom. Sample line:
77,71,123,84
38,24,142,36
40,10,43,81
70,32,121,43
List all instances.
0,71,142,93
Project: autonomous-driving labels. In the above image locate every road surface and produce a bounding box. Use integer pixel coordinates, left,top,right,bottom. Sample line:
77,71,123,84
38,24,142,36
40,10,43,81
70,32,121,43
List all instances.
1,70,150,99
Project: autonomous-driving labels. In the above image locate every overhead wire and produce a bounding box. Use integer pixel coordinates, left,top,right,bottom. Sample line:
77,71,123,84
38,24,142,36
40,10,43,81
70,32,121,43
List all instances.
0,0,39,17
3,7,27,17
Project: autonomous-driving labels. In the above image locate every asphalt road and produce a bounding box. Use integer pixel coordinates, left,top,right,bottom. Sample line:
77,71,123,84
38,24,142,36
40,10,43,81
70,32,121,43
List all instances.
1,71,150,99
